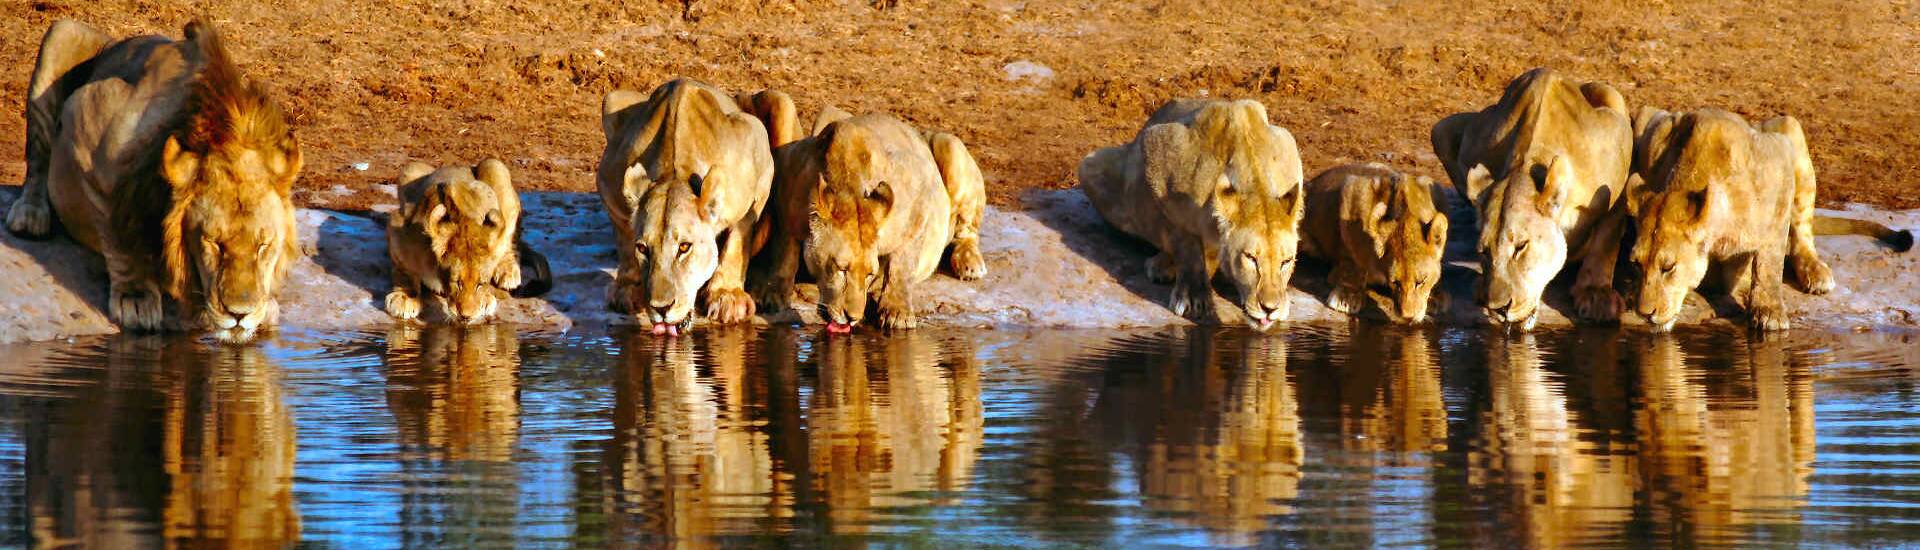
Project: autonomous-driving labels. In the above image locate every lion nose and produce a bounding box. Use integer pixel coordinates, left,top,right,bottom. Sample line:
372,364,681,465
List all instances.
1490,300,1512,319
225,302,256,318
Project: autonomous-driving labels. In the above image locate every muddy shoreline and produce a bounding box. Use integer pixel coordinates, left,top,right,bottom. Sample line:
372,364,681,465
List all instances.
1,186,1915,344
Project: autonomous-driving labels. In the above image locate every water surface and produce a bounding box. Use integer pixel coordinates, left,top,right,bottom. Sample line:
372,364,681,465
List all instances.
0,323,1916,547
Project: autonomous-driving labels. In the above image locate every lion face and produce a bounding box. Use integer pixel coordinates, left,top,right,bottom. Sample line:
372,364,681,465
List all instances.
161,135,301,342
404,164,517,324
628,171,726,330
1468,159,1573,329
805,181,891,332
1214,180,1301,331
1629,187,1713,332
1365,180,1448,323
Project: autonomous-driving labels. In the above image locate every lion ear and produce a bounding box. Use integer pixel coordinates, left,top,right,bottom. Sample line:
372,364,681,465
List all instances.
161,136,201,188
868,181,895,211
1536,156,1573,215
272,134,302,191
1464,163,1493,204
1624,173,1649,215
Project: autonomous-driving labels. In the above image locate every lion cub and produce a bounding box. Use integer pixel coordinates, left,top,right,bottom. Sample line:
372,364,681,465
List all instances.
1077,99,1306,330
752,111,989,332
386,159,550,324
1301,164,1448,323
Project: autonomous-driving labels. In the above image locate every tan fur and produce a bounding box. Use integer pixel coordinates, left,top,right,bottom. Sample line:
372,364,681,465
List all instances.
751,112,987,329
6,19,300,341
1301,164,1448,323
386,159,550,324
1627,108,1832,331
1077,99,1306,330
597,78,778,329
1431,67,1634,329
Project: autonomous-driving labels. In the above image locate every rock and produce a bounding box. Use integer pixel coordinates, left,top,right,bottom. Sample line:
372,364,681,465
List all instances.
1003,60,1054,82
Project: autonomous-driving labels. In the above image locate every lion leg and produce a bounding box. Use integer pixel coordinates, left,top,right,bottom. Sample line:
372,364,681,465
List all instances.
385,263,423,321
1746,247,1792,331
1167,235,1217,323
703,219,757,324
104,251,166,332
9,21,112,239
1325,261,1363,315
1573,203,1628,322
929,132,988,281
749,228,801,315
507,239,553,298
1428,112,1475,194
1781,143,1834,295
606,221,642,315
875,265,918,331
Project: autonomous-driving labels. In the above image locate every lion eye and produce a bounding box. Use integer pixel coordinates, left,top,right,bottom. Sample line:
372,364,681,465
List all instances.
1514,241,1530,255
635,242,650,257
1661,261,1675,275
677,242,691,255
1242,252,1257,265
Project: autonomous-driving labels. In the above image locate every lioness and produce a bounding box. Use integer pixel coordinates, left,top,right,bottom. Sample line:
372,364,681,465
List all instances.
1627,108,1910,331
386,159,552,324
1431,67,1634,329
752,112,988,332
1077,99,1305,330
5,19,301,341
1301,164,1448,323
597,78,786,336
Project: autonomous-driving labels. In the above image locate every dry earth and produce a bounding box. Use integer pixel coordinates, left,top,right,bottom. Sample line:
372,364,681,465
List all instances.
2,0,1917,210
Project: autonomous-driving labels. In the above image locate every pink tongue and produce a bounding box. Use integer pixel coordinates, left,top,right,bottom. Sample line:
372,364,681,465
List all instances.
651,323,668,335
652,322,683,337
827,322,852,334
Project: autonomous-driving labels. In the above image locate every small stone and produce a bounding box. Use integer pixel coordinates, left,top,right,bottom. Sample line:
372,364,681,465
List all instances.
1003,61,1054,82
352,162,371,171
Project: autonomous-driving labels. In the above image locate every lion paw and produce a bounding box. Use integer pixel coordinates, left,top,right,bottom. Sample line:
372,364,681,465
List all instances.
1792,257,1836,296
950,240,987,281
110,282,165,332
1169,281,1216,322
1326,288,1358,314
494,257,523,291
705,287,757,324
1750,303,1792,332
1146,253,1176,284
385,290,422,320
877,299,918,330
5,199,51,239
1574,285,1624,322
751,279,794,314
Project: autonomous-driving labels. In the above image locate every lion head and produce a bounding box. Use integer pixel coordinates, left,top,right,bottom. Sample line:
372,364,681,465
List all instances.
1627,115,1741,331
393,160,520,324
157,23,301,341
1189,101,1304,329
805,177,892,333
1353,173,1449,323
1465,156,1575,329
624,167,730,332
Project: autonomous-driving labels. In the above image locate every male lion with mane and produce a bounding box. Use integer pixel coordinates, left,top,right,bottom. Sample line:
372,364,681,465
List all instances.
1078,99,1305,330
6,19,302,342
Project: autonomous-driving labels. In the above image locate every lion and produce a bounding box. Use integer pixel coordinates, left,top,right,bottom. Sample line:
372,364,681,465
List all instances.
597,78,788,336
750,111,988,331
4,19,301,341
1627,108,1911,331
385,159,552,324
1431,67,1635,330
1300,163,1448,323
1077,99,1305,330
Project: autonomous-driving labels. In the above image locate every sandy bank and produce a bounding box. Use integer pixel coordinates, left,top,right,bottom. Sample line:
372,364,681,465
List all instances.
1,187,1914,344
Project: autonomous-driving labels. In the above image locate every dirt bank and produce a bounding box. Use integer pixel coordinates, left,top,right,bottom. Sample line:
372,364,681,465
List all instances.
2,185,1915,344
4,1,1918,212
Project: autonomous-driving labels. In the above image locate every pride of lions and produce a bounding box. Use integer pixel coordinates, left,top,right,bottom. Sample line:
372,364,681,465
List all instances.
6,19,1912,341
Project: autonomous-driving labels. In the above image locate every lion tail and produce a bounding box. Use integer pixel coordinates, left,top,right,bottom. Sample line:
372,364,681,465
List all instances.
1814,215,1914,253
